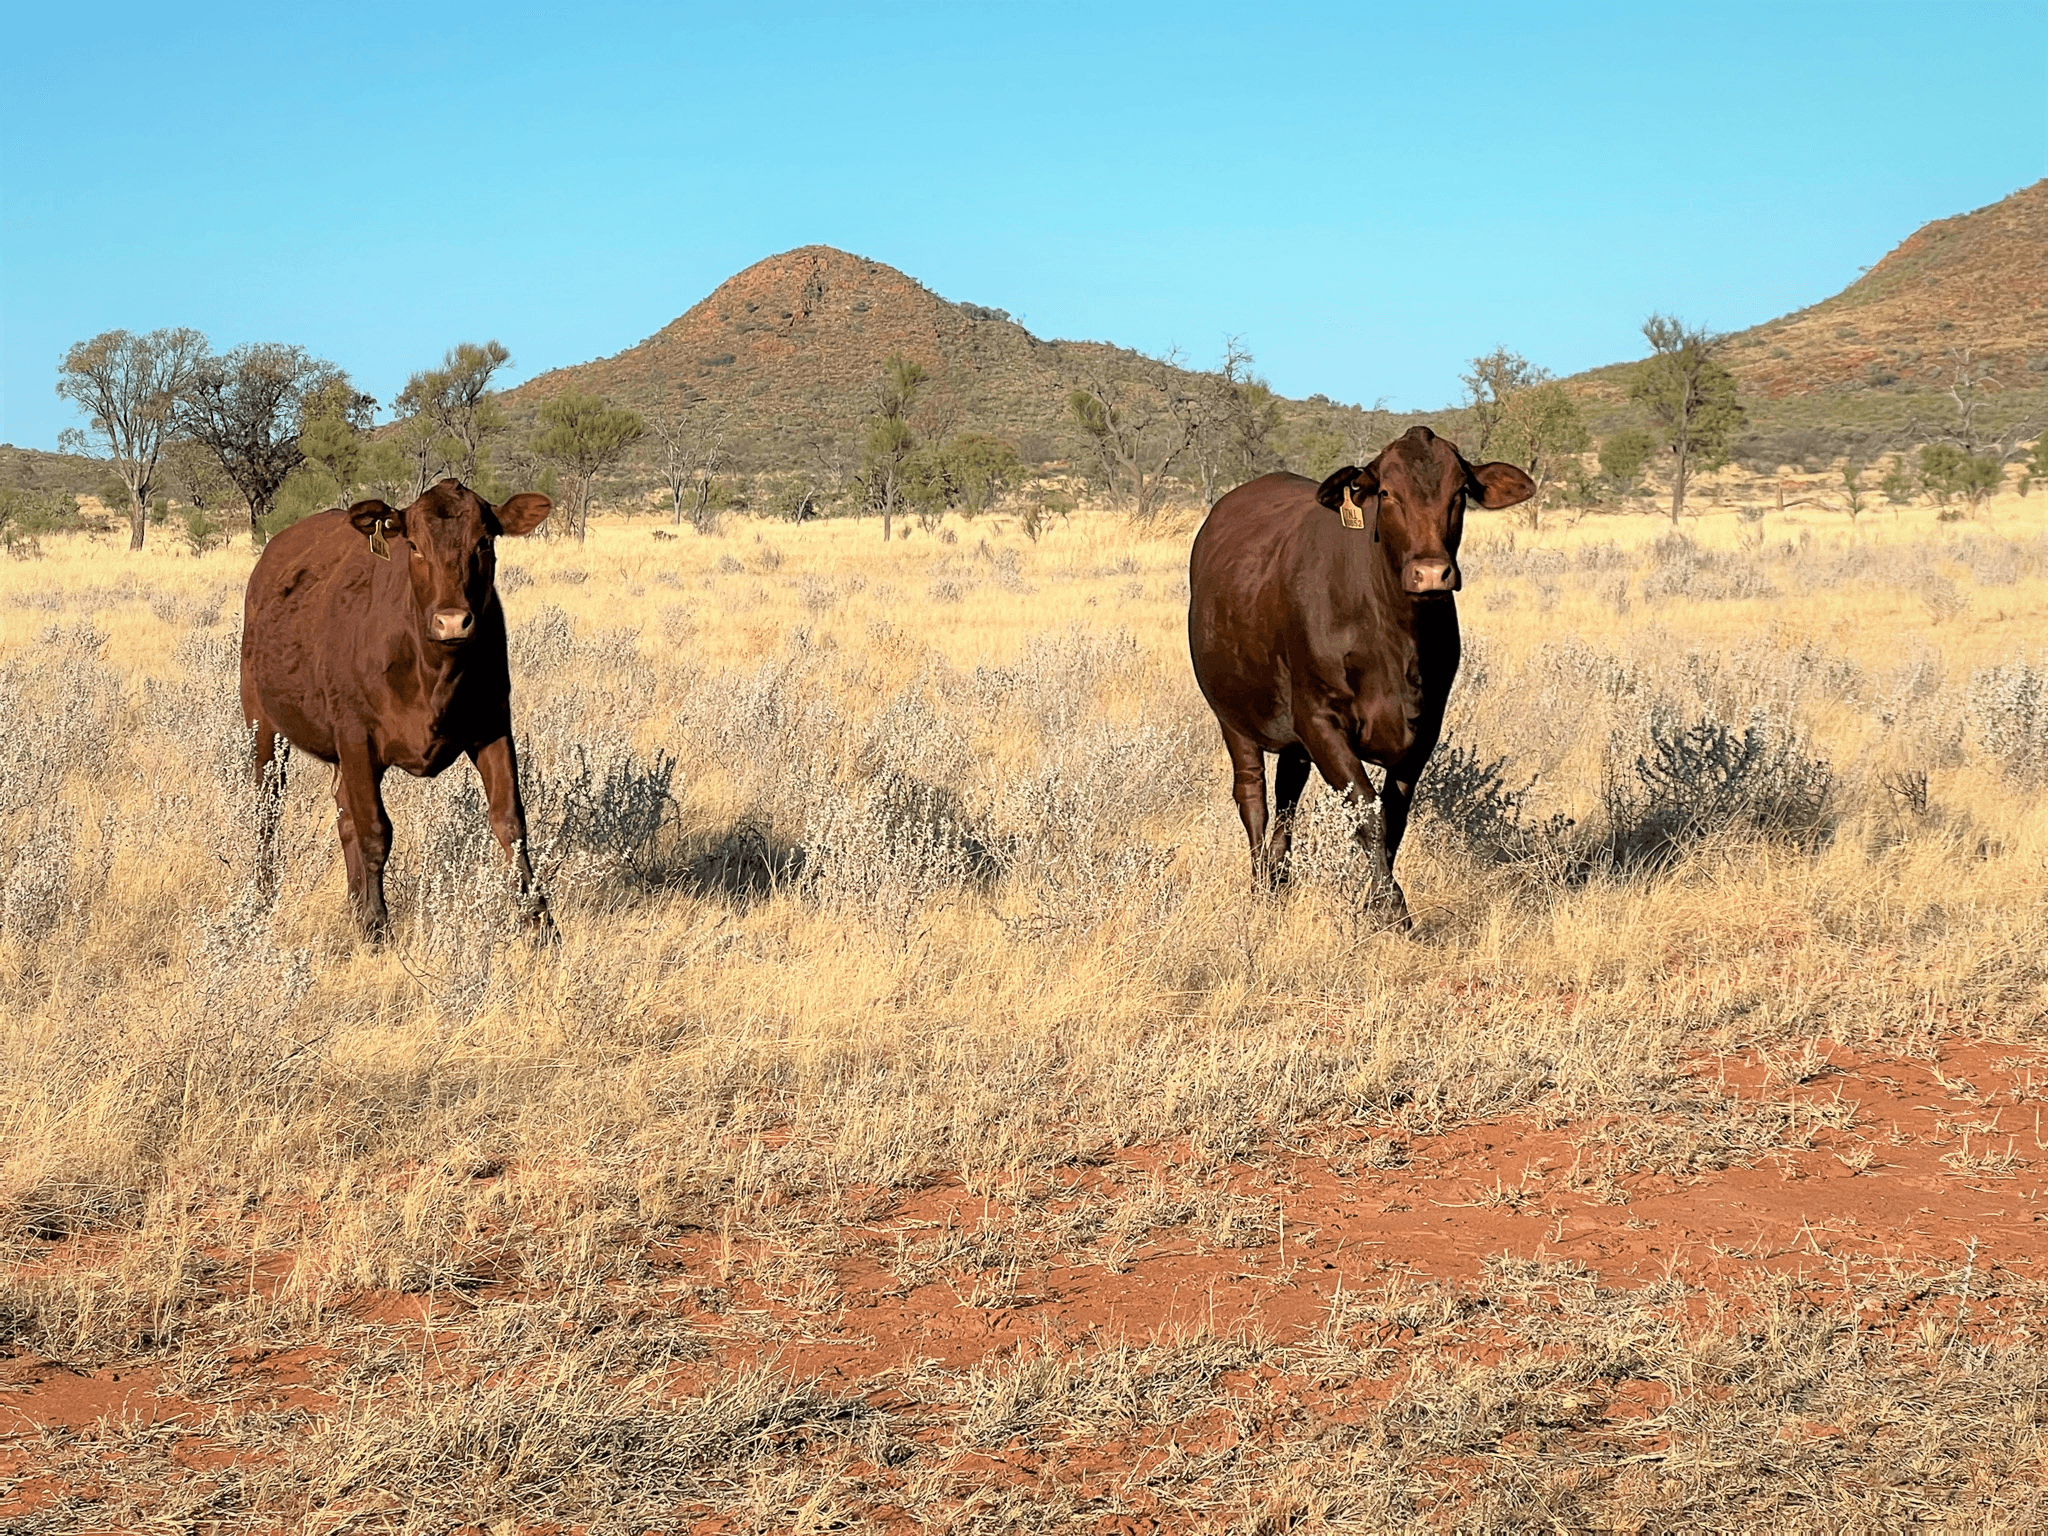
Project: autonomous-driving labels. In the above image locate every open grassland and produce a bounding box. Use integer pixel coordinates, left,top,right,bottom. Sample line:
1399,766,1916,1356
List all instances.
2,480,2048,1530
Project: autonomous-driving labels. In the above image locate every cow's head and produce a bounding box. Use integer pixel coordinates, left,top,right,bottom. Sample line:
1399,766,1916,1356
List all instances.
349,479,551,645
1315,427,1534,596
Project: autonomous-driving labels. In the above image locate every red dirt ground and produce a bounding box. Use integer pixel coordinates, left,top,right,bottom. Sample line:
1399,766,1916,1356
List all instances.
3,1037,2045,1525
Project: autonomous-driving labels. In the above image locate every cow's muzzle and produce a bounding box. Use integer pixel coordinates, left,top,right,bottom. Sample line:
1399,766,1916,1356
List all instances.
430,608,476,644
1402,559,1459,595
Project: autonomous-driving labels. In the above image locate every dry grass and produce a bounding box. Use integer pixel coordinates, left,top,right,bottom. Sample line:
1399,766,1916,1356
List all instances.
1,478,2047,1528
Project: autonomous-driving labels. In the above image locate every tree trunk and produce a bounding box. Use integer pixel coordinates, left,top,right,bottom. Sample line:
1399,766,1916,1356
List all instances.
128,488,146,551
1669,421,1691,525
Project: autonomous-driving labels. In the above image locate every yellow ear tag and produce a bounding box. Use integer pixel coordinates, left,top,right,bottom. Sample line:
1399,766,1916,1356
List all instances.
1339,487,1367,531
369,521,392,561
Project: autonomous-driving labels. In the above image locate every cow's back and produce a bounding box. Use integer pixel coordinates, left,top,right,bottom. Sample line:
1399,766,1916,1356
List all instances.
1188,473,1321,733
241,509,375,762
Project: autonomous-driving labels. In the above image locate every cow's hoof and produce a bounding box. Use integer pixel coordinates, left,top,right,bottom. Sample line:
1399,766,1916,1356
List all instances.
1368,887,1413,933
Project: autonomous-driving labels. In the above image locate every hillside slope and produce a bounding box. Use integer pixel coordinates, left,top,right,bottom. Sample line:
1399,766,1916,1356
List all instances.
505,246,1116,461
1726,179,2047,398
515,183,2045,475
1569,181,2047,437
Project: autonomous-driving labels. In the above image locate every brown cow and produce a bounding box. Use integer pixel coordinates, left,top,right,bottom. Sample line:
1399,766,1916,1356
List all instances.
240,478,555,940
1187,426,1534,921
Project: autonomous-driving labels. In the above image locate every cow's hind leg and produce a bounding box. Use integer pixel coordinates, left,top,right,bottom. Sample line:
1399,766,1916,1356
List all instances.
250,716,288,902
1295,716,1410,930
471,734,556,940
1264,744,1314,885
1221,724,1272,886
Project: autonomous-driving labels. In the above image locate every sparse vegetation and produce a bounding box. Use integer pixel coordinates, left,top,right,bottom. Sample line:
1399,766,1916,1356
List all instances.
17,179,2048,1526
647,386,731,533
1919,440,2006,507
856,354,927,541
2,478,2047,1525
908,430,1025,519
395,340,514,487
1067,349,1207,524
1188,338,1283,506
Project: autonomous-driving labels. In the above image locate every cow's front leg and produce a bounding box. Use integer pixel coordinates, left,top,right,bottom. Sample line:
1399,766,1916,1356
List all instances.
334,746,393,942
471,734,556,939
1377,772,1417,925
1295,717,1410,930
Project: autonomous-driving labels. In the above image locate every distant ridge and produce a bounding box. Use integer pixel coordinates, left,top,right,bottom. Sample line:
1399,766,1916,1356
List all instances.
510,183,2047,465
1727,179,2048,396
505,245,1124,458
1572,180,2048,409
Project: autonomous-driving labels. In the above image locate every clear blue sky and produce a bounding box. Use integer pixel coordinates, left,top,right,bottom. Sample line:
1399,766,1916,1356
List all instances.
4,1,2043,450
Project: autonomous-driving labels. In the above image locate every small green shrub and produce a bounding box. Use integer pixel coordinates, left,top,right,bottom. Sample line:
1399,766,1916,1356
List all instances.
181,506,226,556
1603,709,1833,862
1415,741,1572,864
1918,443,2002,506
261,466,341,544
1597,429,1656,494
1019,489,1073,544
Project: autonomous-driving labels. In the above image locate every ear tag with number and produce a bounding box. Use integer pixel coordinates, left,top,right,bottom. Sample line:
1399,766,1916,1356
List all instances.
1339,487,1368,531
369,520,392,561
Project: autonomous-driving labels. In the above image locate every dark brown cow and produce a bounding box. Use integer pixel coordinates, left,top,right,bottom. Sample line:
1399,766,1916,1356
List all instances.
240,478,555,940
1187,426,1534,921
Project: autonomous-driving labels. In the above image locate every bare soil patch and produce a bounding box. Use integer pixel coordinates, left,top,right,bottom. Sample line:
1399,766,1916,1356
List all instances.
5,1038,2045,1531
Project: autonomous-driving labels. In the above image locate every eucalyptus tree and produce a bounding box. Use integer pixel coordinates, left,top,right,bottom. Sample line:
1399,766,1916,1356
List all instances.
395,341,513,487
1629,315,1744,523
177,343,348,539
55,326,209,549
530,391,645,541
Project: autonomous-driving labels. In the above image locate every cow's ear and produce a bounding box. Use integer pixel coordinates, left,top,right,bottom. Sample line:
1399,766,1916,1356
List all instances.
489,492,552,537
347,500,401,537
1465,461,1536,510
1314,462,1379,511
